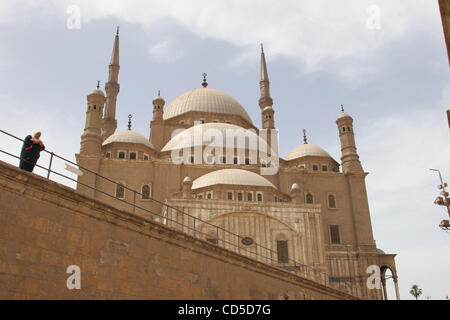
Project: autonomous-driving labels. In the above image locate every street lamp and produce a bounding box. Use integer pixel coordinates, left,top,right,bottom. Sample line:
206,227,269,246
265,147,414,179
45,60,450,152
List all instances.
430,169,450,230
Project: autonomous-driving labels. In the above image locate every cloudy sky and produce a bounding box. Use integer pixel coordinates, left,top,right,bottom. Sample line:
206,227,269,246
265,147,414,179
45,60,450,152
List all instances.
0,0,449,300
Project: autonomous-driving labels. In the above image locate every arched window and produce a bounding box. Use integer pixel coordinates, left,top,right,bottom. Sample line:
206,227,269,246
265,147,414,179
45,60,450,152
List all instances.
257,193,263,202
141,185,150,200
129,152,137,160
116,183,125,199
306,193,314,204
118,152,125,159
277,240,289,263
330,225,340,244
328,194,336,208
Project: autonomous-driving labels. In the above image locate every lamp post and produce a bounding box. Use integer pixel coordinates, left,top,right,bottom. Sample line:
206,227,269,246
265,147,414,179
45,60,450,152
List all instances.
430,169,450,230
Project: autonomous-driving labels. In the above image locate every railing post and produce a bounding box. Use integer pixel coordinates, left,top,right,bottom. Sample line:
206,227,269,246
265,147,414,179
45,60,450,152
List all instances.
133,191,136,214
93,173,97,197
193,217,196,237
47,152,54,180
165,206,169,225
216,227,219,246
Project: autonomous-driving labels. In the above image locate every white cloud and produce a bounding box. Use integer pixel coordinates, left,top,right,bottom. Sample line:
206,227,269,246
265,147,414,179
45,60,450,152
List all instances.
148,40,184,63
0,0,440,76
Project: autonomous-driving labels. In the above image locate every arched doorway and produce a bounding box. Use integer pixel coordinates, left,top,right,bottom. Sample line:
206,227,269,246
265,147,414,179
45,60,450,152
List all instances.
380,265,400,300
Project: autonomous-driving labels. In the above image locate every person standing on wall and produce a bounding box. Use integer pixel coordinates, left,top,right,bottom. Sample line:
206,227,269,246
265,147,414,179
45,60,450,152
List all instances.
19,131,45,172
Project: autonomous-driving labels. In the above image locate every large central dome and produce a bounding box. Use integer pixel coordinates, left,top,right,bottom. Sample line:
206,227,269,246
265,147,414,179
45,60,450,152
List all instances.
163,88,253,124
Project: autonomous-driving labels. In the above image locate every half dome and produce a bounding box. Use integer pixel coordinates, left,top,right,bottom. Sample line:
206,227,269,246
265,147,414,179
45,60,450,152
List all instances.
102,130,154,149
192,169,277,190
163,88,253,124
285,144,331,160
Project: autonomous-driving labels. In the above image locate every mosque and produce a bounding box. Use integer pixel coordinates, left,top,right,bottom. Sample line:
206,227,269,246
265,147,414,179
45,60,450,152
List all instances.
76,29,399,300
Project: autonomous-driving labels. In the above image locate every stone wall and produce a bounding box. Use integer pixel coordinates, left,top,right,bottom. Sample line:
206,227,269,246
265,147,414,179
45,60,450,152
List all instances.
0,160,357,300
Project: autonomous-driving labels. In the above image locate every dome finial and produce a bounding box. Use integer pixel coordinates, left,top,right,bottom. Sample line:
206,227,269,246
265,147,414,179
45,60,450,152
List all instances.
97,80,100,89
116,26,120,35
158,90,160,97
261,43,264,53
303,129,308,144
202,73,208,88
341,104,345,112
128,114,132,130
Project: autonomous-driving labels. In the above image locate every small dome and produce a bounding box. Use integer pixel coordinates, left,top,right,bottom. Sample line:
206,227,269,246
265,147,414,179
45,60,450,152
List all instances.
262,106,274,113
337,112,351,119
290,183,301,192
183,176,192,184
153,95,165,105
164,88,253,124
89,89,105,97
285,144,331,160
377,248,386,255
192,169,277,190
102,130,154,149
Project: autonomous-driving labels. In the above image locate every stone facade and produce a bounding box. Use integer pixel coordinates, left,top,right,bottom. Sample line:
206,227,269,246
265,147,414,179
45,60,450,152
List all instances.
0,160,358,300
73,29,399,300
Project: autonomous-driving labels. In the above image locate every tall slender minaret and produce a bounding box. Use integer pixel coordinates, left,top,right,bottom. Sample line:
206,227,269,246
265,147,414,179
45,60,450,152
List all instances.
259,44,275,130
336,105,363,173
103,27,120,141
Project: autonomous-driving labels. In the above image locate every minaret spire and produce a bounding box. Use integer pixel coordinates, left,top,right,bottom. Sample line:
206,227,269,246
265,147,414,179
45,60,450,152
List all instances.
258,44,274,130
109,26,120,80
260,44,269,84
103,27,121,141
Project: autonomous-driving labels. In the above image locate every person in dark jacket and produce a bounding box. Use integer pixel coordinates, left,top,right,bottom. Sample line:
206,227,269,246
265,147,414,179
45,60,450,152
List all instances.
19,131,45,172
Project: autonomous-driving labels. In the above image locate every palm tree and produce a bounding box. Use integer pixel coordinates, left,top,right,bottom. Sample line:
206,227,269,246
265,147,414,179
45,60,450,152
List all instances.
410,284,423,300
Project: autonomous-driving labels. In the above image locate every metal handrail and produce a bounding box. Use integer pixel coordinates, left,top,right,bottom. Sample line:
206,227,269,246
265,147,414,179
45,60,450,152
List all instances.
0,129,362,298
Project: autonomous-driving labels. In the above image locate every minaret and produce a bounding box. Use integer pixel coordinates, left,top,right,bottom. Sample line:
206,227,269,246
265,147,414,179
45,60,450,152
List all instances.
80,82,106,155
336,105,363,173
152,90,165,121
150,90,166,150
259,44,275,130
336,105,376,295
103,27,120,141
